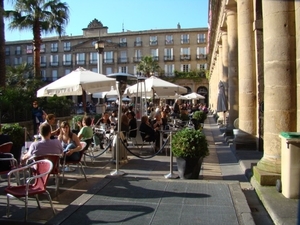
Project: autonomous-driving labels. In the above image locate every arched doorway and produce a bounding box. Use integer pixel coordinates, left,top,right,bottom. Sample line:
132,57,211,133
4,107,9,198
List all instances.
184,86,192,94
196,86,208,105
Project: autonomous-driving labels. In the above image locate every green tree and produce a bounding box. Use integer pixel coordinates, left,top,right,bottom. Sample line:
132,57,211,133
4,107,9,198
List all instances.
5,0,69,77
136,55,160,77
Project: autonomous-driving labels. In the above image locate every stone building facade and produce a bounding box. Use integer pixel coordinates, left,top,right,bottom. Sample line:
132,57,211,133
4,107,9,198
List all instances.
5,19,209,103
208,0,299,186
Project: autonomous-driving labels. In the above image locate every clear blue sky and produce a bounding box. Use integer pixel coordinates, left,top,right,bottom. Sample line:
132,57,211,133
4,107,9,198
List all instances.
4,0,209,41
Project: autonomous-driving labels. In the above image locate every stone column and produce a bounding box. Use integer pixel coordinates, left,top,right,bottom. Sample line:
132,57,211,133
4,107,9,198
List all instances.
296,0,300,131
221,30,228,91
226,3,238,129
256,0,296,179
237,0,256,136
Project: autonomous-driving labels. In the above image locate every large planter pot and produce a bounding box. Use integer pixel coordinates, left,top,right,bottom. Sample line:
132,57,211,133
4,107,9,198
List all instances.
176,157,203,179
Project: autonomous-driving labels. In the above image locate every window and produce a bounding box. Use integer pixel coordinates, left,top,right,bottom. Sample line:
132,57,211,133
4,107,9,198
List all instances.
165,35,173,44
104,51,113,63
181,34,189,44
164,48,173,60
90,52,98,64
134,49,142,62
50,55,59,66
135,36,142,46
180,47,190,60
196,47,207,59
5,47,10,56
63,54,72,65
181,64,190,72
197,63,207,70
76,53,85,65
41,70,46,81
64,42,71,51
27,56,33,64
119,37,127,47
26,45,33,54
5,58,10,65
150,36,157,45
14,57,22,65
65,69,71,75
197,33,206,43
151,49,158,61
119,66,128,73
51,43,58,52
40,55,47,67
164,64,175,76
106,67,112,75
15,46,22,55
52,70,58,80
119,51,127,63
41,44,46,53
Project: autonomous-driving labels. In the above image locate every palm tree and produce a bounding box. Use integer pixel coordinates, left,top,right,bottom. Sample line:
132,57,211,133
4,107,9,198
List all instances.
5,0,69,77
0,0,6,87
136,55,160,77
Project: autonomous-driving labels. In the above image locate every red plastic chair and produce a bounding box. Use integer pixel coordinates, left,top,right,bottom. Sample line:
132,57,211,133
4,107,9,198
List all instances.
29,154,61,194
61,142,87,184
0,142,13,153
5,159,55,221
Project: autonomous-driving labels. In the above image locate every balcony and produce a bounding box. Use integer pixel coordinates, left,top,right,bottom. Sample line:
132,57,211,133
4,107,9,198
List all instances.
63,61,72,66
40,62,47,67
197,38,206,43
165,39,174,45
64,47,71,51
119,42,127,48
40,48,46,53
164,55,174,61
26,49,33,54
133,57,142,63
50,62,59,67
76,60,86,66
118,57,128,63
104,58,114,64
196,54,207,60
180,55,191,61
152,56,159,61
181,39,190,44
149,40,158,46
51,47,58,52
90,59,97,64
134,41,142,47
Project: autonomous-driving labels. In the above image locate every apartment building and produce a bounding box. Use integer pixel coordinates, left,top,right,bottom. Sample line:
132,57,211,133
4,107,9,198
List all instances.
5,19,208,99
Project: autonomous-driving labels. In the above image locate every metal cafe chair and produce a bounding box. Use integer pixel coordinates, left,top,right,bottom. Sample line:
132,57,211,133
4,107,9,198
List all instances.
5,159,55,221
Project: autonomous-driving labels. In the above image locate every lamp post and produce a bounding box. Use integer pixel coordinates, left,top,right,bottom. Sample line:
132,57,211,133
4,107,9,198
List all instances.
95,40,105,74
106,72,136,176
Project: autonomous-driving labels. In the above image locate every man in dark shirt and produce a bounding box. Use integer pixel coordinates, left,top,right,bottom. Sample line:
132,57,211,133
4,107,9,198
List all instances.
0,124,10,145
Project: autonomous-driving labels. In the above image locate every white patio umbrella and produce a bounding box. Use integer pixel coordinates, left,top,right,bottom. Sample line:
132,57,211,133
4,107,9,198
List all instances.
124,76,187,98
180,92,205,100
37,67,116,111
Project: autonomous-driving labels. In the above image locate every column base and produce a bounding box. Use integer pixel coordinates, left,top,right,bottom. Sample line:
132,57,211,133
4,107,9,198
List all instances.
253,166,281,186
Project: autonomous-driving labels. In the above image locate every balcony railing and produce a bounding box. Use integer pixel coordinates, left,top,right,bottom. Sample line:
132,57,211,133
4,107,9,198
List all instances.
119,42,127,47
104,58,114,64
152,56,159,61
181,39,190,44
180,55,191,61
15,50,22,55
40,62,47,67
64,47,71,51
118,57,128,63
63,61,72,66
51,47,58,52
164,55,174,61
165,40,174,45
134,41,142,47
89,59,97,64
50,62,59,66
76,60,86,65
197,38,206,43
196,54,207,60
149,41,158,46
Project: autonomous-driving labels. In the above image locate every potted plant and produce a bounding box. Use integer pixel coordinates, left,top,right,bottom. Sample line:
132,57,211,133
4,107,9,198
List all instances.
191,110,207,130
171,128,209,179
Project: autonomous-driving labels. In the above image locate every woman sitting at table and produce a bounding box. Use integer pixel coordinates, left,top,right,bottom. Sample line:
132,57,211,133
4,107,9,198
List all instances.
139,115,160,150
58,121,82,161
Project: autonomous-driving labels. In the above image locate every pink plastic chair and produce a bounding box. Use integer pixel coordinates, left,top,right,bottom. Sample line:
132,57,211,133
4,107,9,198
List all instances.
0,142,13,153
5,159,55,221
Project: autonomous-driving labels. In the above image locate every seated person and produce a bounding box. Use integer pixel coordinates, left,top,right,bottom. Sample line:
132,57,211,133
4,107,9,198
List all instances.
77,116,93,149
43,114,60,138
0,124,10,145
127,111,137,138
98,112,112,130
58,121,82,161
22,123,63,164
139,116,160,150
109,110,117,125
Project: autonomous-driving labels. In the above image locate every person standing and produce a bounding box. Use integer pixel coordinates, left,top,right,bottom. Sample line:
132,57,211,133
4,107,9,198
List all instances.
32,101,47,134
